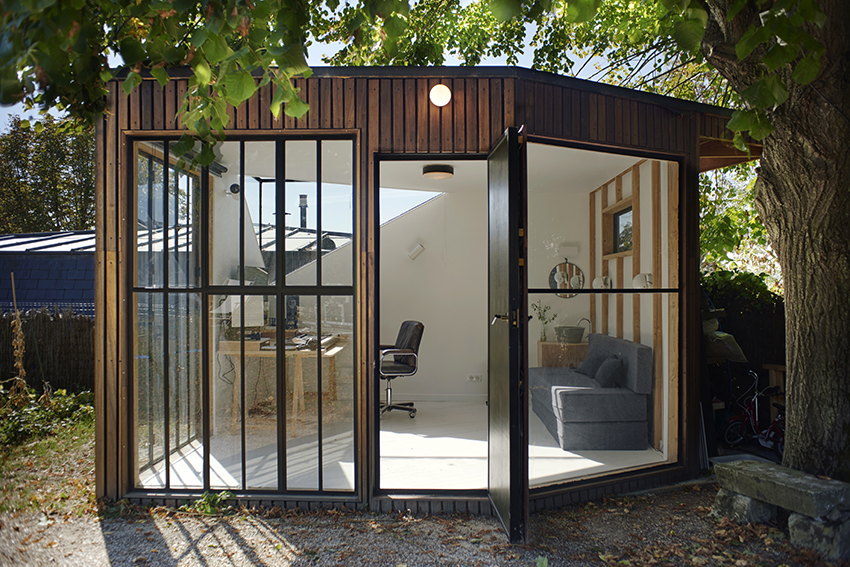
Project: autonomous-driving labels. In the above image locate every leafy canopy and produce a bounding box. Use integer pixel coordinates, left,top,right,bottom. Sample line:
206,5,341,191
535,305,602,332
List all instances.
0,0,409,164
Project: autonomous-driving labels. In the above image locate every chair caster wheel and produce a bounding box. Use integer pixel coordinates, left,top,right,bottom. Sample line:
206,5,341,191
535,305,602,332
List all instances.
409,411,416,418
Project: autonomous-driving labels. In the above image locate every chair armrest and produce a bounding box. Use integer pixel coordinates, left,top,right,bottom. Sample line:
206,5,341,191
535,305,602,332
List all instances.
379,348,418,372
379,344,396,350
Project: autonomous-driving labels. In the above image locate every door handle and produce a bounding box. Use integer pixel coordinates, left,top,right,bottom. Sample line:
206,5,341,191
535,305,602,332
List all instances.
491,314,510,325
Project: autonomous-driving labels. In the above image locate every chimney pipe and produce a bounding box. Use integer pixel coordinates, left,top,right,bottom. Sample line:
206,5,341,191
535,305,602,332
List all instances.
299,194,308,228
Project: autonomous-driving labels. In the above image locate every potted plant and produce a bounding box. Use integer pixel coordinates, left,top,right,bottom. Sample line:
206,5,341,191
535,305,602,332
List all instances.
531,300,557,342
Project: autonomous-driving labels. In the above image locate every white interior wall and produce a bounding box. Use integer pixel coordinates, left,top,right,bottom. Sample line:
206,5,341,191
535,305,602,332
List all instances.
379,191,488,402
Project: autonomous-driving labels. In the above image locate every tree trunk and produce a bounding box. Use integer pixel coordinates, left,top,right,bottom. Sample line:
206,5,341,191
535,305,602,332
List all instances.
701,0,850,480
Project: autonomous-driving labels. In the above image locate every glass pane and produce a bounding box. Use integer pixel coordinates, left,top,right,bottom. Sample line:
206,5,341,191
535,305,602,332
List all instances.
245,295,278,490
167,143,202,288
135,144,165,288
284,141,318,286
527,291,675,488
168,293,203,489
321,296,355,491
135,292,165,489
210,293,244,490
285,295,319,490
321,140,354,286
244,141,276,286
210,141,242,286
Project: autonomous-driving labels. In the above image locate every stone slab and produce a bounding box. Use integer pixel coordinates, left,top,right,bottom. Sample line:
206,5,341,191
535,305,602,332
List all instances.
714,460,850,518
712,488,777,524
789,511,850,560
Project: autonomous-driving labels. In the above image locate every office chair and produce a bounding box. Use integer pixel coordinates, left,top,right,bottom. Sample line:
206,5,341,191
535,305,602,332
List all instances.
379,320,424,418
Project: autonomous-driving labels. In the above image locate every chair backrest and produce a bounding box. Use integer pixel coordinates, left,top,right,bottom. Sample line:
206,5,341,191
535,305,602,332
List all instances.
394,320,424,367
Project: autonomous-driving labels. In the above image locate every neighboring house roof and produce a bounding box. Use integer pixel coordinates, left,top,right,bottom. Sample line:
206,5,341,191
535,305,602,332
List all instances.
0,231,96,317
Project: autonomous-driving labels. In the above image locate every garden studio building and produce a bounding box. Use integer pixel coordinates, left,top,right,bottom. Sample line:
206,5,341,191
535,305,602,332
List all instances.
94,67,757,542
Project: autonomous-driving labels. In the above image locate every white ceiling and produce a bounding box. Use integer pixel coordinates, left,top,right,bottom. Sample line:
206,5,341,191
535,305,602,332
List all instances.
380,144,644,194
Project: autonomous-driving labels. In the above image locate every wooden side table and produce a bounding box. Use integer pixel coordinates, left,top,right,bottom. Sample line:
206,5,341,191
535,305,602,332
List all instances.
537,341,589,368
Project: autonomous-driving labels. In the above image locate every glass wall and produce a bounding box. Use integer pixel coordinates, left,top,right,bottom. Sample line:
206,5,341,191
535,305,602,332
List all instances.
133,137,356,493
525,143,680,488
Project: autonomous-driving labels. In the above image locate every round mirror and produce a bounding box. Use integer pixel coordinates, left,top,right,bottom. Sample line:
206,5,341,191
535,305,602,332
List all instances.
548,261,584,298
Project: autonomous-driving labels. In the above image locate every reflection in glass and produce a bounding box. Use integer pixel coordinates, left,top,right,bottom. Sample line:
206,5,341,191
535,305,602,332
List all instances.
285,295,319,490
135,292,165,488
285,141,318,286
168,293,203,489
244,295,278,490
210,294,244,490
136,145,165,288
210,141,242,287
527,292,673,488
321,296,355,491
167,144,201,288
321,140,354,286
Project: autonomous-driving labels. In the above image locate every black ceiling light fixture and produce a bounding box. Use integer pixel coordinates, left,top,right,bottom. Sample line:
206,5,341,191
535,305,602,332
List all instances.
422,164,454,180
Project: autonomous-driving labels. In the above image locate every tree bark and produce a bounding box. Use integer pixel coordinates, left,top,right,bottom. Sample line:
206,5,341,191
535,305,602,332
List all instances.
701,0,850,480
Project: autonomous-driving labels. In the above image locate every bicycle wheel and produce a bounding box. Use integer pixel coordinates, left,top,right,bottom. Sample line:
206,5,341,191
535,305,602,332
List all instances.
722,419,747,447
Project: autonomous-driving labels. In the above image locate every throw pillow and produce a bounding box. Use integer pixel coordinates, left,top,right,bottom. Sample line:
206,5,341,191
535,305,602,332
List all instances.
594,355,623,388
575,352,606,378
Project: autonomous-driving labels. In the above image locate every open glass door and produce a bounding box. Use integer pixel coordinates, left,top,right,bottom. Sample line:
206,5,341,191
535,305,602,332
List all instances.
487,127,528,543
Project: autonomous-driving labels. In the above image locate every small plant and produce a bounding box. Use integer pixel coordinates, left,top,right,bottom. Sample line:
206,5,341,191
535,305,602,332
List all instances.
180,490,235,515
531,300,557,341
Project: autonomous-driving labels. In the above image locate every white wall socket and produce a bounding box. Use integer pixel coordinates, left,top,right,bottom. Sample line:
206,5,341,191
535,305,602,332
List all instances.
467,374,483,382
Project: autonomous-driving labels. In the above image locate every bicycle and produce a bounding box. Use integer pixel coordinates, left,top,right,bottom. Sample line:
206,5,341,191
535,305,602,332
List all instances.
720,370,786,461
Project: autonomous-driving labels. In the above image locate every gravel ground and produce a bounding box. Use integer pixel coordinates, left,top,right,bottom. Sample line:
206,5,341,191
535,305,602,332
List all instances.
1,482,847,567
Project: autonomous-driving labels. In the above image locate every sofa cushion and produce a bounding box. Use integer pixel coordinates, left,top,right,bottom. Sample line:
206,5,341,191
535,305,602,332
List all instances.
556,421,648,451
575,351,607,378
551,387,647,423
594,355,623,388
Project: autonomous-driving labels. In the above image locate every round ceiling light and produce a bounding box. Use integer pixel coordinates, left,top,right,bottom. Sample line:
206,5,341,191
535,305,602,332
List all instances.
422,164,454,179
429,84,452,107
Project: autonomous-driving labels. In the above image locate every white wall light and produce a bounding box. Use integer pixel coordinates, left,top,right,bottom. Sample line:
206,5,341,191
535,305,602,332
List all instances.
408,243,425,260
632,273,653,289
429,84,452,107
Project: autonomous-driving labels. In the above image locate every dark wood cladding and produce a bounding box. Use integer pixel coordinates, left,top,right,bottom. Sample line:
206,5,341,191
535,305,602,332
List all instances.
112,73,720,157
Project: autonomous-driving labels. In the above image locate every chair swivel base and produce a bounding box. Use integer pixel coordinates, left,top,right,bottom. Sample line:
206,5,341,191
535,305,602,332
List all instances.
380,402,416,418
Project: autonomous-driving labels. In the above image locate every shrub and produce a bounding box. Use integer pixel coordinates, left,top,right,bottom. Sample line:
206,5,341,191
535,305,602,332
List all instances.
0,386,94,446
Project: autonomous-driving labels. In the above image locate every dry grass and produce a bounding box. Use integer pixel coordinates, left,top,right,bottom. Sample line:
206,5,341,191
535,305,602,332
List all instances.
0,419,97,516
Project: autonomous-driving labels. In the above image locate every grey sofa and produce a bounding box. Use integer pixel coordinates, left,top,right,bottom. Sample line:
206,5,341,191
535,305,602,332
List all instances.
530,333,653,451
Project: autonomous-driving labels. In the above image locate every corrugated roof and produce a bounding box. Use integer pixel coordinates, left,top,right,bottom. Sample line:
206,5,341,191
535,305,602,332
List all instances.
0,231,96,253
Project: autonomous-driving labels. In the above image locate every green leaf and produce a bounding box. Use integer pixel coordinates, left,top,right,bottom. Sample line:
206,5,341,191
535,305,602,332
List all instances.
672,17,705,52
735,25,770,60
283,96,310,118
191,58,212,85
99,70,113,83
741,75,788,108
190,28,210,47
791,51,822,85
565,0,600,23
118,37,146,66
798,0,827,27
762,43,798,72
197,143,216,166
489,0,522,21
121,71,142,96
20,119,30,130
150,67,169,87
222,71,256,105
727,0,747,21
171,134,195,157
202,35,233,65
270,84,286,118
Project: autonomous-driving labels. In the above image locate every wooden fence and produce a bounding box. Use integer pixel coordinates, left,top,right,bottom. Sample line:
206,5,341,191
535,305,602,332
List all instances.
0,309,94,393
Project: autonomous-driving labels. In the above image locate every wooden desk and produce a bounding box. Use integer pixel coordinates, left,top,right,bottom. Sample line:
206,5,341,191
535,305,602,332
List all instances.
763,363,786,421
537,341,589,368
218,339,345,435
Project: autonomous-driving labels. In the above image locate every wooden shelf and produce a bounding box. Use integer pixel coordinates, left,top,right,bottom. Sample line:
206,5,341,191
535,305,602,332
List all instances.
537,341,589,368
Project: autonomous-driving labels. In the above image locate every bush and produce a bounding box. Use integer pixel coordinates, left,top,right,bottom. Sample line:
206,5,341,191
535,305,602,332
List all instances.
0,386,94,446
